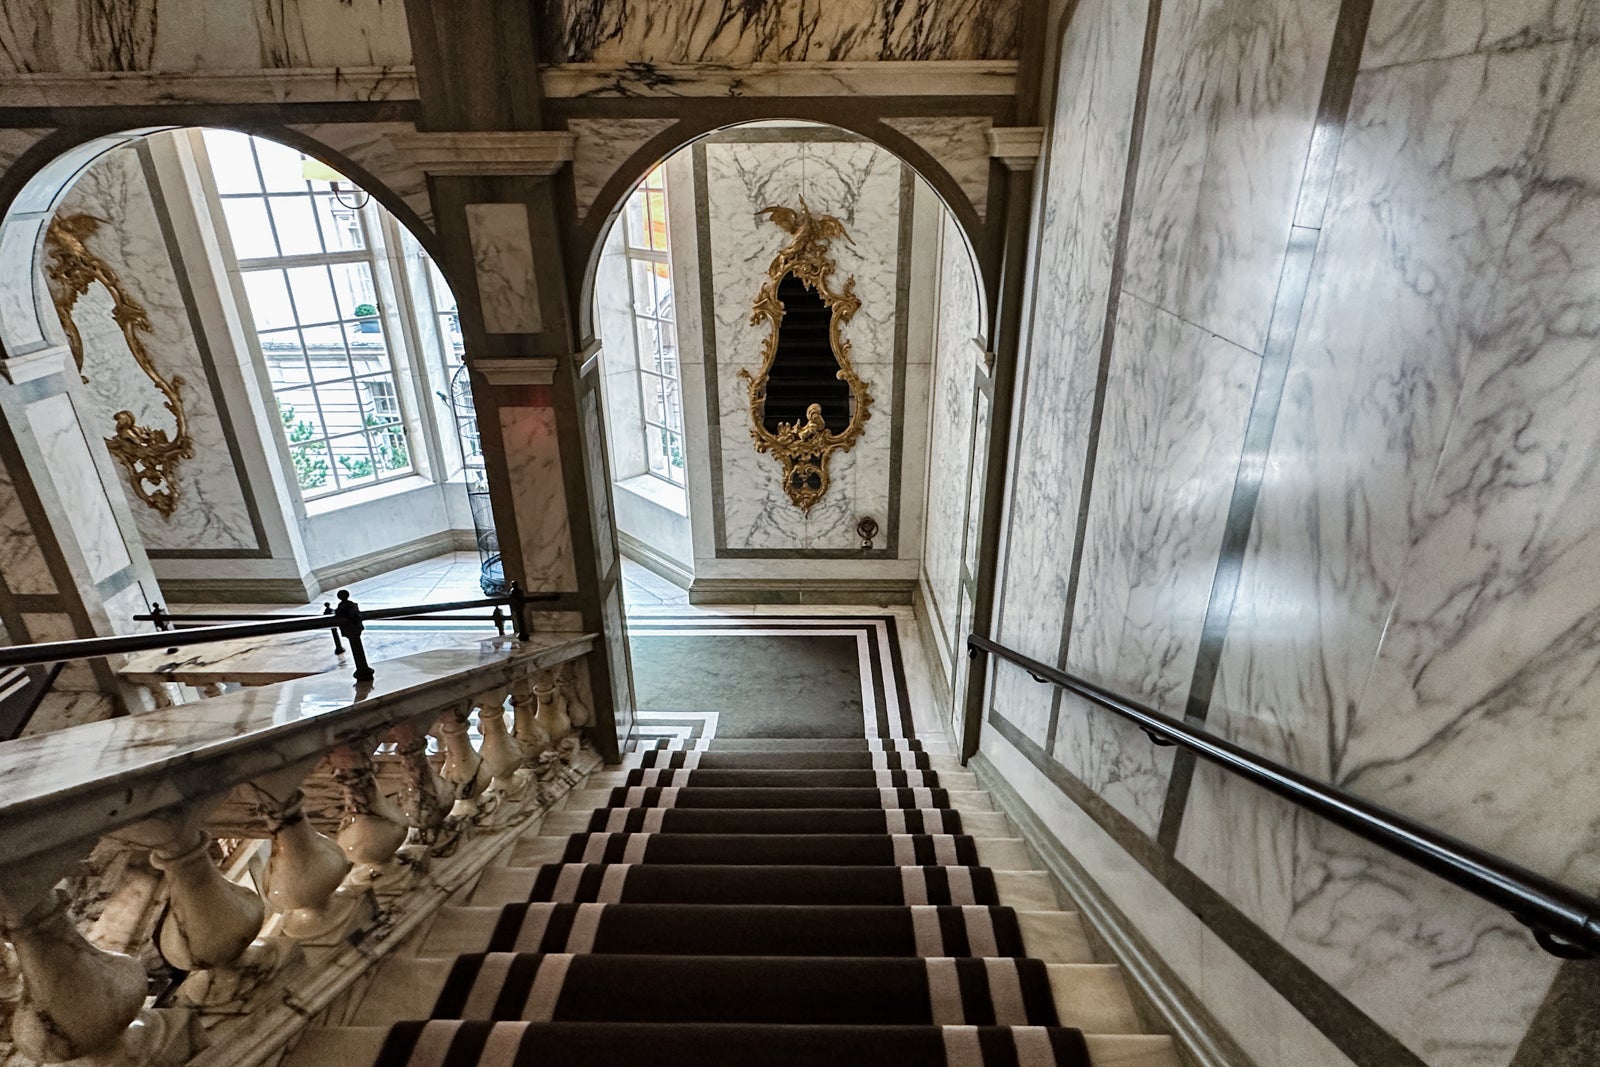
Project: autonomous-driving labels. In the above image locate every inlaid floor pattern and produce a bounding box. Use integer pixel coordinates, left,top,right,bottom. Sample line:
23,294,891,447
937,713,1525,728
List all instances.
286,734,1182,1066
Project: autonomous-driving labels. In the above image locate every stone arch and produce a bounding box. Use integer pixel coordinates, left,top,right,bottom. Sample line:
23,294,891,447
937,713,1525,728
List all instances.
569,113,995,344
0,123,446,362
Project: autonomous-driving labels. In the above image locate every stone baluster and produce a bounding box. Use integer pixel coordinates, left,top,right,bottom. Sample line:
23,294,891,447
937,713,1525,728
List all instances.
434,704,492,819
250,769,360,944
388,721,452,846
0,850,194,1065
328,744,411,892
534,668,574,750
475,685,531,803
510,674,553,763
559,660,593,729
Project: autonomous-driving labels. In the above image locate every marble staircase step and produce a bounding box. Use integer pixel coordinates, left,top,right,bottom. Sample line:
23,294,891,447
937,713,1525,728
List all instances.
510,831,1027,868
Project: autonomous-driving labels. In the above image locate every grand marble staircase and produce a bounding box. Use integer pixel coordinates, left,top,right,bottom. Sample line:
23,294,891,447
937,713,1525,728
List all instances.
284,730,1182,1067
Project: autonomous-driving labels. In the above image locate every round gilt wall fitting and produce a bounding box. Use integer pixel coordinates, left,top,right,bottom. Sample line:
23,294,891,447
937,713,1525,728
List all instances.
44,214,193,519
737,199,874,514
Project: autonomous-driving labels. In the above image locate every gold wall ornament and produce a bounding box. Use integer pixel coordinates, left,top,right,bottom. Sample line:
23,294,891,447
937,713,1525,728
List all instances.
44,214,194,519
737,199,874,513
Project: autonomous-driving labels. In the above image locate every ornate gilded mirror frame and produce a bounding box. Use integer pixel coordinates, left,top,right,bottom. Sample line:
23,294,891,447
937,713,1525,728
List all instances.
44,214,193,519
737,199,874,513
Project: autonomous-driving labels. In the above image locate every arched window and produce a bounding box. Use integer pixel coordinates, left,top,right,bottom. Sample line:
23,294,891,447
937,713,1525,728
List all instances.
621,166,686,487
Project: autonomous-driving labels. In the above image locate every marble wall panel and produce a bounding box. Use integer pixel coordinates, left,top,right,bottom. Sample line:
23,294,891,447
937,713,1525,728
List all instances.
287,123,432,233
1361,0,1592,70
1120,0,1341,353
51,143,258,552
0,459,55,596
465,204,542,335
499,405,578,591
883,117,993,219
24,393,132,583
921,214,981,659
0,217,47,352
0,0,410,74
990,0,1148,746
1181,39,1580,1067
580,390,617,579
595,224,647,480
538,0,1019,64
702,137,904,553
571,118,680,222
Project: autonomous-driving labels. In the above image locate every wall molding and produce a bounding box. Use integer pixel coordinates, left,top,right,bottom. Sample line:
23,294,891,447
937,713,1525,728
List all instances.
688,576,916,606
310,529,476,597
617,530,693,591
388,131,575,176
973,750,1254,1067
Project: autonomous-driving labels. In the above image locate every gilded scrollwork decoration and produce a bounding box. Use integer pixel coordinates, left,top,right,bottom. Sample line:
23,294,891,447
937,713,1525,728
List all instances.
44,214,193,519
737,199,874,513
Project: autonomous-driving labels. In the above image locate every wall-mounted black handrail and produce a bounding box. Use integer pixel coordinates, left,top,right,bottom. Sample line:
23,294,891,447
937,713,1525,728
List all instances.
967,633,1600,959
0,584,560,675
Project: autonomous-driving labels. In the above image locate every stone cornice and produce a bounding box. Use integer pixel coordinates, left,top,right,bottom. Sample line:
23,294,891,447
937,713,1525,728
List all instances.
387,131,577,177
987,126,1045,171
469,357,560,385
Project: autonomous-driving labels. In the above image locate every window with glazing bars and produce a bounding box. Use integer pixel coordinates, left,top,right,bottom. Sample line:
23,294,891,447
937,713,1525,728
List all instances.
622,166,686,487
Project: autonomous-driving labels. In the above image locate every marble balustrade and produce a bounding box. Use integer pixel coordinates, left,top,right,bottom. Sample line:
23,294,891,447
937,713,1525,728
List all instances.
0,635,599,1067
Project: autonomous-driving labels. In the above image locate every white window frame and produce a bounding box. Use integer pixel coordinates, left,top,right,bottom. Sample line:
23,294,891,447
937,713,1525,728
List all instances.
621,168,687,489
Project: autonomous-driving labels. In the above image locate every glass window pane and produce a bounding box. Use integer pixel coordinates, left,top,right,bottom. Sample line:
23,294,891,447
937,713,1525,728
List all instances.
257,330,307,387
313,193,365,252
203,130,261,194
624,194,648,249
645,190,668,252
315,381,366,438
289,443,332,492
219,198,277,259
255,138,309,193
635,318,663,373
269,196,322,256
330,433,378,487
275,388,326,440
642,374,666,425
665,430,686,481
299,323,350,383
329,262,378,319
650,264,674,322
629,259,657,317
662,378,683,432
285,265,338,325
358,375,402,424
645,425,669,477
240,270,295,331
368,426,411,474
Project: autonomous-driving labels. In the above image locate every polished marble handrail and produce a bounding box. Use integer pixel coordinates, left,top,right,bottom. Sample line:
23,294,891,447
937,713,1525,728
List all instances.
968,632,1600,959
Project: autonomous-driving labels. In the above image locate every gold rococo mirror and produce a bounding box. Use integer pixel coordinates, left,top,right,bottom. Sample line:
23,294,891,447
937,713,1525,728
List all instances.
738,199,874,513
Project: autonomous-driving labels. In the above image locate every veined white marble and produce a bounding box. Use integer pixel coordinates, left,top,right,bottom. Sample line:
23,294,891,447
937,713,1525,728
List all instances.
571,118,680,222
0,637,591,866
594,224,647,479
0,127,50,186
500,405,579,591
539,0,1019,64
0,68,416,108
921,214,981,662
465,203,542,335
25,393,132,584
541,59,1018,98
288,122,432,233
580,391,617,579
703,137,904,552
1057,295,1257,834
0,455,56,597
0,0,410,75
1184,41,1579,1067
0,215,47,352
883,116,993,219
52,142,258,552
1121,0,1341,354
1361,0,1591,70
990,0,1148,747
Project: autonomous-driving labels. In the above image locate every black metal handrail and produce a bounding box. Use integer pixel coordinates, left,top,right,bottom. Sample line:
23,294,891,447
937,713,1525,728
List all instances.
0,584,559,678
968,633,1600,959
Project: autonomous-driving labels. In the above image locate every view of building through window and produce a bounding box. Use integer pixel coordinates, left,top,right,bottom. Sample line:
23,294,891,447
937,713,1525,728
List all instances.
202,129,417,499
622,165,686,487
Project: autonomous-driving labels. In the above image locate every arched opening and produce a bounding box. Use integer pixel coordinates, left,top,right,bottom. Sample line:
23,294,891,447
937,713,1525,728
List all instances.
0,126,492,624
583,120,987,614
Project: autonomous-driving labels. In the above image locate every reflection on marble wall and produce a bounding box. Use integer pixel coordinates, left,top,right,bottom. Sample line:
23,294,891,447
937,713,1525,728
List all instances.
538,0,1019,64
1056,295,1257,834
25,393,131,583
500,405,579,592
1121,0,1340,353
0,0,410,74
50,142,258,552
920,213,980,663
466,203,542,335
702,136,905,552
991,0,1148,747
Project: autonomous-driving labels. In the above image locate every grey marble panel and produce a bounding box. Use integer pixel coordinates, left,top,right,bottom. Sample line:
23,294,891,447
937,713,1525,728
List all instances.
0,216,46,351
990,0,1147,746
0,0,410,74
580,391,617,579
571,118,679,222
288,123,432,233
24,393,132,583
466,204,542,335
1182,41,1580,1067
883,116,992,219
1121,0,1341,354
1362,0,1592,70
52,144,258,552
0,458,55,596
703,138,903,552
921,214,981,657
500,405,578,591
539,0,1019,64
